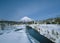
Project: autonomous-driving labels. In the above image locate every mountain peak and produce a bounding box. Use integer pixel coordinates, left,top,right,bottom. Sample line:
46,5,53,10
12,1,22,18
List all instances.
20,16,33,22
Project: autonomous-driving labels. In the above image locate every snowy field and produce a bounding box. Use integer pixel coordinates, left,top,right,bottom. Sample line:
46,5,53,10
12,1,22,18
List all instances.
0,30,31,43
39,24,60,43
0,25,30,43
30,24,60,43
0,24,60,43
0,24,39,43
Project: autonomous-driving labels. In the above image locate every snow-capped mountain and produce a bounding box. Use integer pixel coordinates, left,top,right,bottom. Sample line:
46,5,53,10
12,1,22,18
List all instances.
20,16,33,22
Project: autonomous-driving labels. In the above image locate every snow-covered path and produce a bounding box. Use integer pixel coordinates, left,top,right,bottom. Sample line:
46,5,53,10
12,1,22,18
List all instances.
0,29,31,43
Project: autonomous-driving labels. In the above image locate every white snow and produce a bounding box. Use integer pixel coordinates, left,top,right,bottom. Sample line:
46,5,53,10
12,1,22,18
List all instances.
55,37,60,43
20,16,33,22
29,24,60,43
0,30,31,43
0,24,60,43
0,26,30,43
0,24,36,43
15,25,26,29
35,24,60,42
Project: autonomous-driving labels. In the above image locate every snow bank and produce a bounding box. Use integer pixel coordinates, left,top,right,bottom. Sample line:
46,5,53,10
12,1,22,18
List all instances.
30,24,60,43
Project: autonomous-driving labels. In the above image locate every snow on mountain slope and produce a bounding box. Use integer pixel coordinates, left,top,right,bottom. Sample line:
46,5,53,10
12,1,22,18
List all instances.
20,16,33,22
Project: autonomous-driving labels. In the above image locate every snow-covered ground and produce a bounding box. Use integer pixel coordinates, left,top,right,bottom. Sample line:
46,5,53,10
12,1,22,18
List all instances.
0,24,30,43
0,30,31,43
0,24,15,34
0,24,60,43
29,24,60,43
0,24,38,43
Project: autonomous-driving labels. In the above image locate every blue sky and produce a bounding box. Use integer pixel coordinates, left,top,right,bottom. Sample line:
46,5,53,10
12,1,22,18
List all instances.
0,0,60,21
